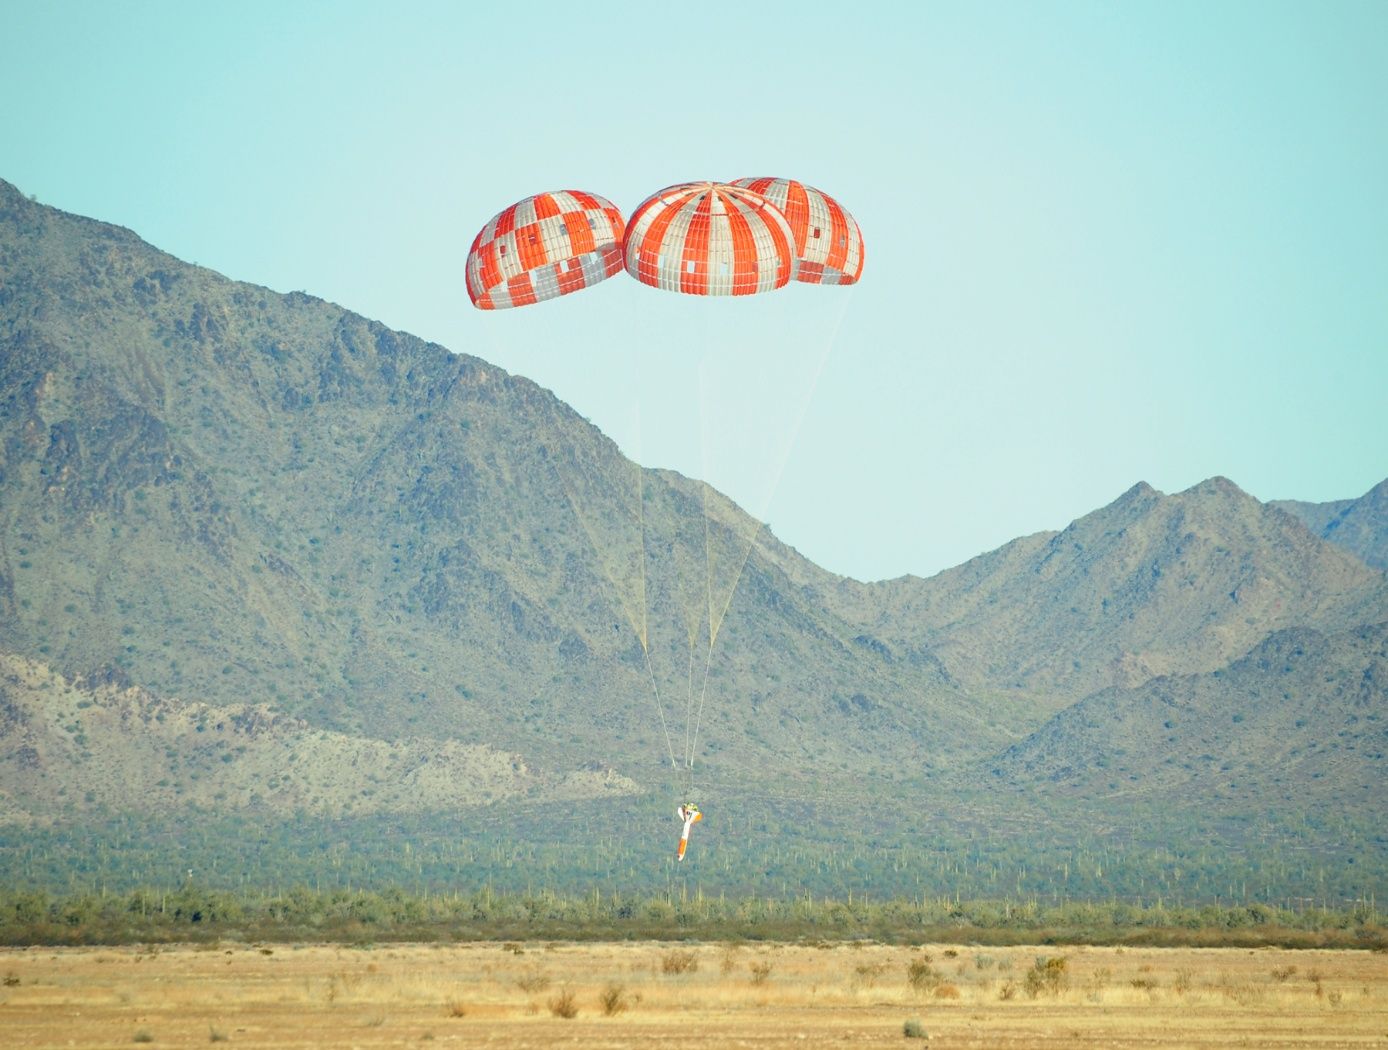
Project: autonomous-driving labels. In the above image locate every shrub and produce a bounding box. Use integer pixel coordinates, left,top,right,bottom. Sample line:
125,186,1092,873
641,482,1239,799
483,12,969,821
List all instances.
853,961,889,987
133,1031,154,1044
903,1018,928,1039
599,983,628,1017
998,980,1017,1000
515,968,550,992
548,988,578,1019
748,961,773,985
907,956,941,992
934,983,960,999
445,1000,467,1018
661,949,698,975
209,1026,229,1042
1024,956,1068,998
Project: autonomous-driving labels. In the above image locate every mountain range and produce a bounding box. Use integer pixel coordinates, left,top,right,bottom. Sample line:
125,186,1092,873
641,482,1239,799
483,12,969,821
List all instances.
1,178,1383,897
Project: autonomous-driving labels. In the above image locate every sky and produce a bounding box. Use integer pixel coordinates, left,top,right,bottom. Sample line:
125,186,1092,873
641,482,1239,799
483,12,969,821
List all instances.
3,1,1386,581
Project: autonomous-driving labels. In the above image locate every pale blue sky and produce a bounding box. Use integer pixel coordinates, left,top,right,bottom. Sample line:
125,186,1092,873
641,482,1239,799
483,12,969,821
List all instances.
4,1,1385,580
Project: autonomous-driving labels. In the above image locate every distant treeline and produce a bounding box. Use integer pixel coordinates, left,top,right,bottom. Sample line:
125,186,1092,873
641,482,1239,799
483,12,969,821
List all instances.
3,797,1382,910
0,886,1382,950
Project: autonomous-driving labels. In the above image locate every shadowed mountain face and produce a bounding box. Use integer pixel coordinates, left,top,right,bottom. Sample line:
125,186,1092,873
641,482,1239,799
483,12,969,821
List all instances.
0,179,1385,851
987,621,1387,808
1275,480,1388,571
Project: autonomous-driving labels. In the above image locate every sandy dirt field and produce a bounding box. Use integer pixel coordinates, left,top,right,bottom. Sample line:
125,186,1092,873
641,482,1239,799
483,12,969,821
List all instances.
0,940,1384,1048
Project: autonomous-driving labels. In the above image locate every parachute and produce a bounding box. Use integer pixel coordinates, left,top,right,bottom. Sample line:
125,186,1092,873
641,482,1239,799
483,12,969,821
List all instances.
465,190,625,309
731,178,865,285
624,182,795,296
464,177,864,863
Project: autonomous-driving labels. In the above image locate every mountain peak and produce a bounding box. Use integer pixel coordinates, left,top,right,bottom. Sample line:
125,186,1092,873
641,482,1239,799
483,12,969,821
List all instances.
1181,475,1249,501
1119,480,1159,500
0,179,979,790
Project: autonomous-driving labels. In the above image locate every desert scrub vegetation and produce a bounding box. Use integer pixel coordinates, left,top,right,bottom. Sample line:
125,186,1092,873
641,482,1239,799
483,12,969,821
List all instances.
853,960,889,986
0,886,1381,949
547,987,578,1019
599,983,630,1016
660,948,698,974
513,967,550,992
1024,956,1069,997
906,953,942,992
719,945,741,974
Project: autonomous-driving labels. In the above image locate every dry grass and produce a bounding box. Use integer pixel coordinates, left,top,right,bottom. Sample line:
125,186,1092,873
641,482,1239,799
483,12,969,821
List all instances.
659,948,698,975
599,983,629,1016
0,940,1384,1048
547,987,578,1019
514,967,550,993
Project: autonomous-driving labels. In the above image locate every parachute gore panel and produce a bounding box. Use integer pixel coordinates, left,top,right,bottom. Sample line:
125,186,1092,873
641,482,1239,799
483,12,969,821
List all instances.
624,182,794,296
466,190,626,309
732,178,865,285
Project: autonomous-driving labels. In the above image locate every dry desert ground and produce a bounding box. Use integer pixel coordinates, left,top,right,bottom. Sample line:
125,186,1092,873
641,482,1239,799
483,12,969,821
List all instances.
1,939,1385,1048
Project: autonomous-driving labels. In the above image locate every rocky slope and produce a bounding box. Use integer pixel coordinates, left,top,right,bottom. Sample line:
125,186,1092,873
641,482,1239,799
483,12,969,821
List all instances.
0,652,638,824
986,621,1387,809
1,176,1384,834
831,478,1386,707
1275,480,1388,571
0,177,972,804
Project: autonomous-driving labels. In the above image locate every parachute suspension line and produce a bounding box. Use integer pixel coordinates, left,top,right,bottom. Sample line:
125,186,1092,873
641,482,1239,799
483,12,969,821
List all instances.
688,625,716,771
703,282,855,653
682,637,696,773
635,435,680,769
702,477,715,652
686,285,858,774
687,513,765,772
642,642,679,770
541,401,678,770
635,448,649,652
687,477,718,776
542,415,644,641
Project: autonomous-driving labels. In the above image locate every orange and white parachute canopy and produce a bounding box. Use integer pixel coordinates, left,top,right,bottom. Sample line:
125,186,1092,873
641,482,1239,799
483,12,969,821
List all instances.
466,190,626,310
624,182,795,297
731,178,864,286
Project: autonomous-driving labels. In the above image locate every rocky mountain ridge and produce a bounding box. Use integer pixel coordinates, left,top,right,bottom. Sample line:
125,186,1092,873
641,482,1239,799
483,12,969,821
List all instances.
1274,480,1388,571
1,177,1383,835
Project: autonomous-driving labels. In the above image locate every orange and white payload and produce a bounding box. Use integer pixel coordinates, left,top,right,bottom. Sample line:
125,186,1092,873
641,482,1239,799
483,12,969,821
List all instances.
675,804,702,862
